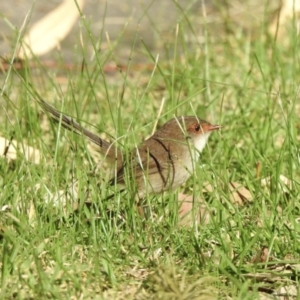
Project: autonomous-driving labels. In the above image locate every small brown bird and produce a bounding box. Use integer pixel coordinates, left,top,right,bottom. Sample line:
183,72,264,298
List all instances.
39,100,221,199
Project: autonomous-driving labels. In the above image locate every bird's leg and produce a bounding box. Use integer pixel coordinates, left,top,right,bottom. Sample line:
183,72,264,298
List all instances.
137,199,145,218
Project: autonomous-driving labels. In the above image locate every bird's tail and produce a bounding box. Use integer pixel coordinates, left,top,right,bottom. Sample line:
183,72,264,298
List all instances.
38,99,122,164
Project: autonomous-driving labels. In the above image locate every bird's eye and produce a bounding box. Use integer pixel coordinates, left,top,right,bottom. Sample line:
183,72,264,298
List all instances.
195,124,201,131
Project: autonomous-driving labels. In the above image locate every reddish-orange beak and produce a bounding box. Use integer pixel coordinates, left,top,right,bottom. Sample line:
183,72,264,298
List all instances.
209,124,222,131
202,123,222,132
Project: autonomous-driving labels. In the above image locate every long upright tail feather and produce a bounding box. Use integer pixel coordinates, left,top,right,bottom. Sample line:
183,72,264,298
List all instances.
39,99,122,163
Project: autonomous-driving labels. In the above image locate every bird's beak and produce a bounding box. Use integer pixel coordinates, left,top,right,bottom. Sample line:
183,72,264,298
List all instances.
209,124,222,131
204,124,223,132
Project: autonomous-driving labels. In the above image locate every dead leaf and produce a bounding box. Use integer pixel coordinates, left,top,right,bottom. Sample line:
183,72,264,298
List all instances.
1,205,11,212
18,0,85,59
42,185,79,214
202,181,214,193
178,193,211,227
269,0,300,37
251,246,271,263
0,136,41,163
256,206,284,228
261,175,292,193
126,267,149,280
202,181,253,206
274,285,298,298
228,181,253,205
28,201,36,223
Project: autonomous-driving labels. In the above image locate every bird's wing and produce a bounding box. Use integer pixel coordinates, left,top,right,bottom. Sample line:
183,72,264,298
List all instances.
112,137,175,188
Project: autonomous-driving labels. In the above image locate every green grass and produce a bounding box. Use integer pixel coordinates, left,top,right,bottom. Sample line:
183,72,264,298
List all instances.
1,1,300,299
